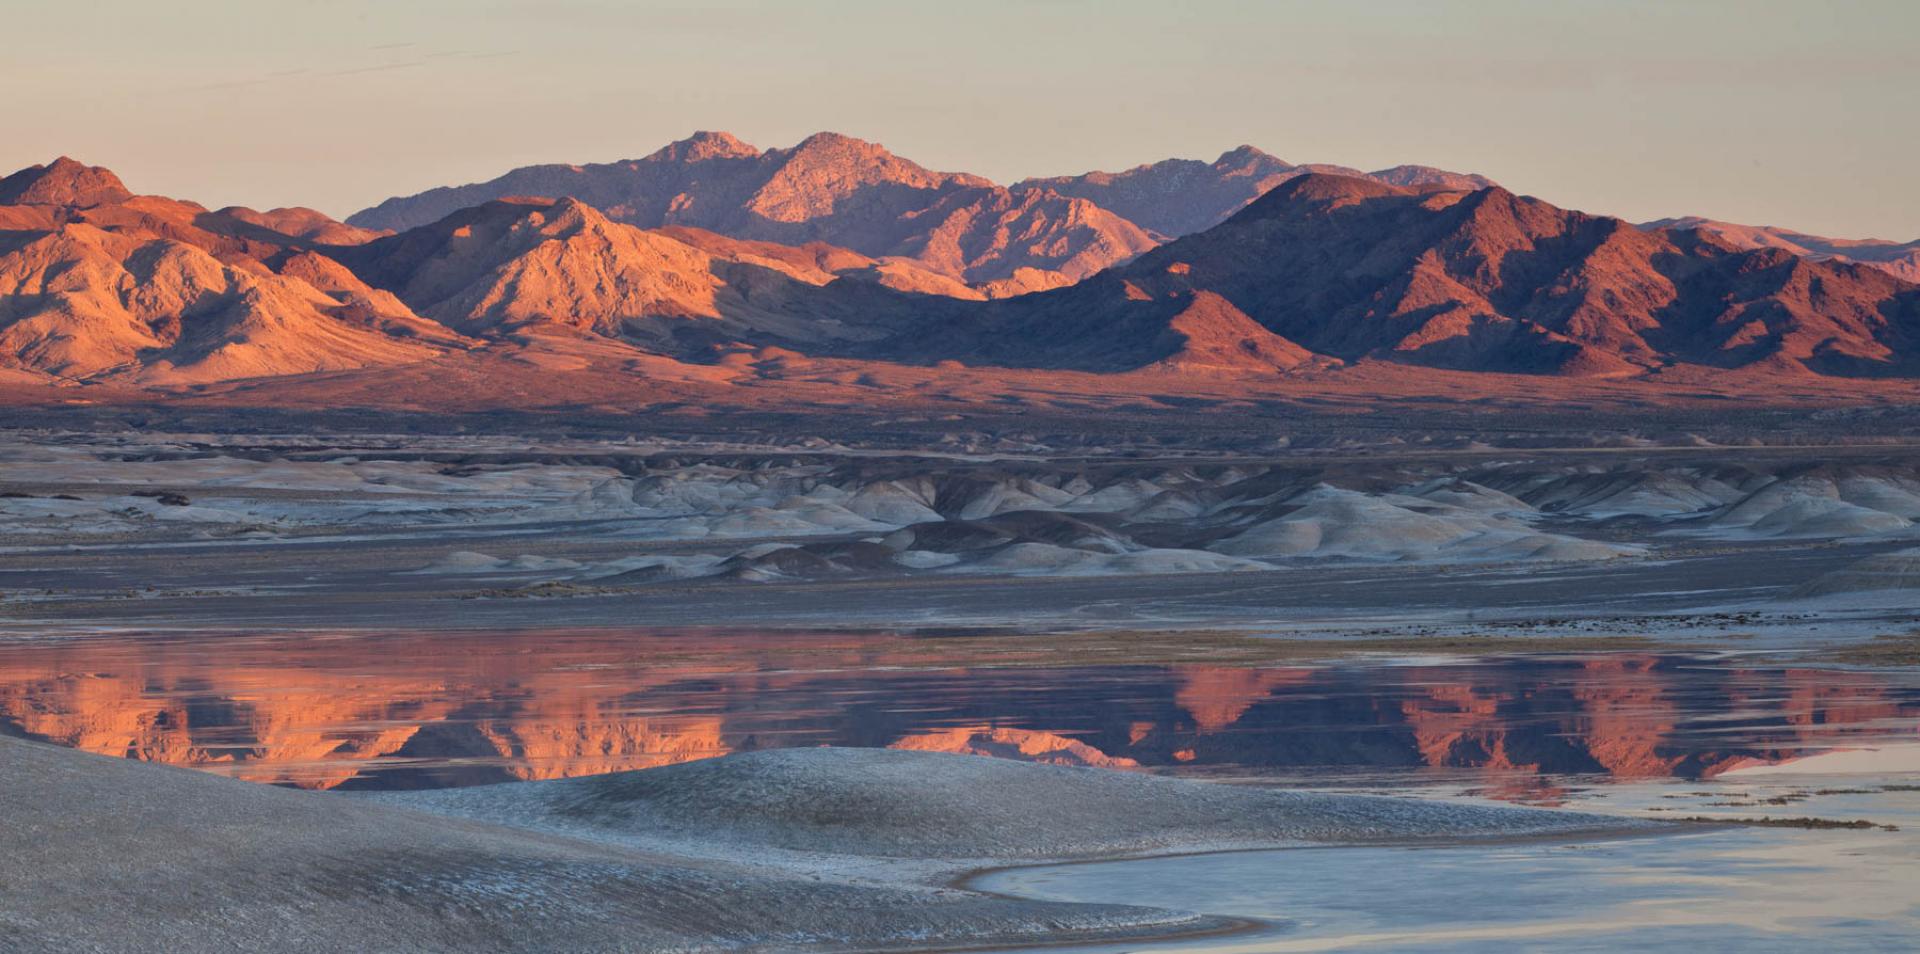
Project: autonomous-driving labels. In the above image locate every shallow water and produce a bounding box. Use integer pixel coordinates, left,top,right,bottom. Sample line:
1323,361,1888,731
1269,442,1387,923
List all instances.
0,629,1914,793
980,781,1920,952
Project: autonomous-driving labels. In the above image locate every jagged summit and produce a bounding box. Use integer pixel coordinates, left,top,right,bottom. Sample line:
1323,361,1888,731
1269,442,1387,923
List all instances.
346,132,1141,285
1017,146,1491,238
646,130,760,163
1368,164,1498,192
1216,144,1276,162
786,130,894,155
0,157,133,207
343,133,1502,284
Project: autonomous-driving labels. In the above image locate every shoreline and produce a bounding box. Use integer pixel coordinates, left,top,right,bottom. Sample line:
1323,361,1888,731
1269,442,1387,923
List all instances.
12,709,1903,951
945,825,1687,954
0,620,1912,672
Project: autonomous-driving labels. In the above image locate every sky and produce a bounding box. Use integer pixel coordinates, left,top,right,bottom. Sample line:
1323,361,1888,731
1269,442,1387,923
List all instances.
5,0,1917,238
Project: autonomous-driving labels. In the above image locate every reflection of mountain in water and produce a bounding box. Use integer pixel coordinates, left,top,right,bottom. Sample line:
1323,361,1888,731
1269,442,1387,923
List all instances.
0,631,1913,792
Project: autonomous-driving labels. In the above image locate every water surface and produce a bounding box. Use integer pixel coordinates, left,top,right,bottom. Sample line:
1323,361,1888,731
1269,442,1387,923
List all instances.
1,629,1914,793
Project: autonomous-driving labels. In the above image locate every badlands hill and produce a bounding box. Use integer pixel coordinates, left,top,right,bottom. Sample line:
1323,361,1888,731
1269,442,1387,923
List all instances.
348,131,1159,289
0,158,468,384
1016,144,1496,237
1640,216,1920,284
943,174,1920,376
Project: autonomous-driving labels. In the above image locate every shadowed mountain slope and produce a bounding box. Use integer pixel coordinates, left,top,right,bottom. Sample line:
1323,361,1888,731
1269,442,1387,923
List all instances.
1642,216,1920,284
947,174,1920,376
1016,145,1495,237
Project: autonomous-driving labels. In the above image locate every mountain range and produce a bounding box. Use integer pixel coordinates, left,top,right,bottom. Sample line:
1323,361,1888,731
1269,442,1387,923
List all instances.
947,175,1920,377
349,132,1504,291
348,131,1157,294
1,136,1917,404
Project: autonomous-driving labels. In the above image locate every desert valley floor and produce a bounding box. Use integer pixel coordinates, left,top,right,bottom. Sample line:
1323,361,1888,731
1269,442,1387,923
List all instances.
2,421,1918,951
9,0,1920,944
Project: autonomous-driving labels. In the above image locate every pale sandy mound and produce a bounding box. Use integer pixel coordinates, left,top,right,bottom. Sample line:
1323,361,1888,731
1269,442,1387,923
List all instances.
389,747,1647,862
895,549,965,569
840,478,944,524
1707,476,1916,538
1481,469,1748,518
1125,488,1212,521
948,477,1079,520
707,503,894,538
960,542,1270,577
614,467,1087,534
415,551,582,575
1211,494,1467,558
580,553,730,582
1833,475,1920,517
1405,478,1533,514
1058,477,1173,514
1209,486,1633,563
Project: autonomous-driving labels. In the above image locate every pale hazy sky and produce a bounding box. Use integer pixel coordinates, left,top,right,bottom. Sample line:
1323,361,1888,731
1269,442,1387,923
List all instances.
5,0,1916,238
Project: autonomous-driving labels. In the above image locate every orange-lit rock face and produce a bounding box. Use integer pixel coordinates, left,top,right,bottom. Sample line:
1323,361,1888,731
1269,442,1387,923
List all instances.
0,631,770,788
1565,655,1697,779
0,671,203,764
1175,667,1315,733
890,726,1138,769
1401,683,1533,773
0,634,1912,793
469,707,730,782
